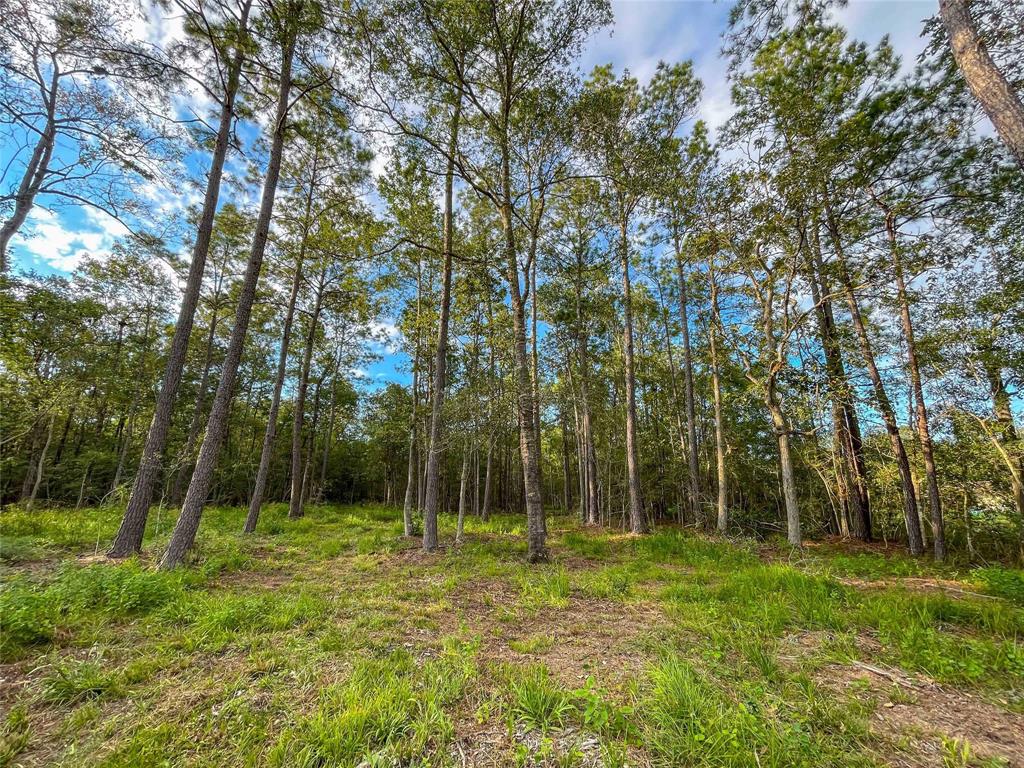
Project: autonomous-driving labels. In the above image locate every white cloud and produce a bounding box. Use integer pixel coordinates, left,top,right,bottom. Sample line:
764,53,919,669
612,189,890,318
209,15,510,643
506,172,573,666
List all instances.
11,207,127,272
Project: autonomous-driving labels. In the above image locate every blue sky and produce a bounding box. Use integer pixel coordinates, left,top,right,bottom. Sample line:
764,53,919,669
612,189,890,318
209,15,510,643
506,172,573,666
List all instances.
3,0,940,387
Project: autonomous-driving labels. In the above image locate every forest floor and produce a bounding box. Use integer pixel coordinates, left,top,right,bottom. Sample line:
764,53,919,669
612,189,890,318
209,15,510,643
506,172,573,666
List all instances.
1,504,1023,768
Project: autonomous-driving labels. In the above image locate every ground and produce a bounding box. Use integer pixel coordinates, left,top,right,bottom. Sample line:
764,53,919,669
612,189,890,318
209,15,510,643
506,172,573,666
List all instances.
1,504,1023,768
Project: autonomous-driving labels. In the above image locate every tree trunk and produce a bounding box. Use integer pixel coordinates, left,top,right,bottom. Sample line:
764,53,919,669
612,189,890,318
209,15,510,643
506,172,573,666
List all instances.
673,234,702,524
402,260,423,533
881,212,946,560
172,293,221,504
422,94,462,551
826,208,924,555
709,262,728,534
160,29,294,569
26,413,55,510
560,406,572,514
618,216,647,534
807,227,871,539
243,228,308,532
939,0,1024,169
318,343,342,499
0,69,59,270
767,392,802,546
456,441,470,543
289,269,326,520
109,1,252,558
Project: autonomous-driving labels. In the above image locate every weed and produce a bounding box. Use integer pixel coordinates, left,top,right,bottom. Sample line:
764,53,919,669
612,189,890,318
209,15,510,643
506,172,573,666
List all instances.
504,664,575,732
41,658,123,704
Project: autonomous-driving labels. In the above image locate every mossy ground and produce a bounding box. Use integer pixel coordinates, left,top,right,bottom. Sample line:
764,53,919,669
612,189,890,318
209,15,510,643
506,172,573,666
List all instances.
1,504,1022,767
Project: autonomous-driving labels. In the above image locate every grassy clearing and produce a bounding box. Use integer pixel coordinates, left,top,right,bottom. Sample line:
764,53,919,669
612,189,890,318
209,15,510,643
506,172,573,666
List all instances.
0,503,1022,767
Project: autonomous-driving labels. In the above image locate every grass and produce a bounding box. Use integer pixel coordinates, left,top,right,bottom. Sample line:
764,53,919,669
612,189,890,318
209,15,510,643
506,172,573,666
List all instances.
0,502,1021,766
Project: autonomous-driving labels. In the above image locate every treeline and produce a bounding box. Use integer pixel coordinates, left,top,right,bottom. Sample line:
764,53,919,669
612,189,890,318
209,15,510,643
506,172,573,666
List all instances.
1,0,1022,565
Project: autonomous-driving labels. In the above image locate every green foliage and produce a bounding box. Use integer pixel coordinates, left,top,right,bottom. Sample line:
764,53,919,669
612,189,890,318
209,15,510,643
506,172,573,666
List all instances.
41,658,124,704
504,664,576,732
0,705,30,767
517,566,570,611
975,567,1024,606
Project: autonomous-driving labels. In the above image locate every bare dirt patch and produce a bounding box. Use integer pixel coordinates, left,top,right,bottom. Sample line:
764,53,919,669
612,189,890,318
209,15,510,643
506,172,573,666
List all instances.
437,577,668,689
819,662,1024,767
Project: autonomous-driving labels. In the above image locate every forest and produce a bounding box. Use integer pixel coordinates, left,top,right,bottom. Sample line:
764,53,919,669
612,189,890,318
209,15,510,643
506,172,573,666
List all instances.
1,0,1023,765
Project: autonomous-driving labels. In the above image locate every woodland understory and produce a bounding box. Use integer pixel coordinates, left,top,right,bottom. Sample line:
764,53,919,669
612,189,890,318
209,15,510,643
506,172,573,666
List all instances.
1,503,1023,767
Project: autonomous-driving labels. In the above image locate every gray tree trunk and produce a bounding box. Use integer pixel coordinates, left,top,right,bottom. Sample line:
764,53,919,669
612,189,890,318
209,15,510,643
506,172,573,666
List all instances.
423,95,462,551
618,217,647,534
160,28,295,569
109,1,252,557
709,264,728,534
243,223,308,532
289,269,326,519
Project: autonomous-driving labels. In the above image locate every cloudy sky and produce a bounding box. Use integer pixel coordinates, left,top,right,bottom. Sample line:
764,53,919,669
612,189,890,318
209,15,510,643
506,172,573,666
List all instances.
3,0,941,383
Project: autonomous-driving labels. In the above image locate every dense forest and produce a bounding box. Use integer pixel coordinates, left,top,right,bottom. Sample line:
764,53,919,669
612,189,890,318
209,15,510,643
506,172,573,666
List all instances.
2,0,1023,568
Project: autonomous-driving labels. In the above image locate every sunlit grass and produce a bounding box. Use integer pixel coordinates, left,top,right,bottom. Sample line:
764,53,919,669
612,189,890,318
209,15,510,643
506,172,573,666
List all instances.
0,502,1021,766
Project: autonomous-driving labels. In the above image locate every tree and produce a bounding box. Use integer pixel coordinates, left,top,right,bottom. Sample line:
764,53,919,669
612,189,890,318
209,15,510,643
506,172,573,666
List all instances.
0,0,175,269
580,61,701,534
938,0,1024,169
161,0,316,568
108,0,254,557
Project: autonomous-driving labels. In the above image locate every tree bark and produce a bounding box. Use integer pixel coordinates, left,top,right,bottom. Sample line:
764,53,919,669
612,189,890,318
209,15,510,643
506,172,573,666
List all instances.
618,216,647,534
172,287,222,504
422,94,462,551
0,69,59,270
672,236,702,525
108,1,252,558
160,27,295,569
881,211,945,560
25,413,55,510
709,260,728,534
807,227,871,539
243,224,308,532
402,260,423,534
826,207,924,555
288,268,326,519
456,440,470,543
939,0,1024,169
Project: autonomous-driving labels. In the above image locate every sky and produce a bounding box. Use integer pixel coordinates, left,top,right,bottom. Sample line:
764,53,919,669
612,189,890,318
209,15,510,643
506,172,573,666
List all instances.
3,0,942,387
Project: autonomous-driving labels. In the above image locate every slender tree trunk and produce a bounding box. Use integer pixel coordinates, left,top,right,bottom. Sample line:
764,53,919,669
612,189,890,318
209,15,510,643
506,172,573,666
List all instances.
172,295,221,504
160,29,295,569
0,69,59,270
986,362,1024,519
318,343,341,498
618,216,647,534
26,413,55,510
456,441,470,543
109,2,252,557
882,212,946,560
402,261,423,533
939,0,1024,169
672,234,702,526
807,228,871,539
709,274,728,534
423,94,462,551
766,391,802,546
560,406,572,514
243,229,308,532
112,310,153,494
826,208,924,555
289,271,326,519
498,130,546,561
